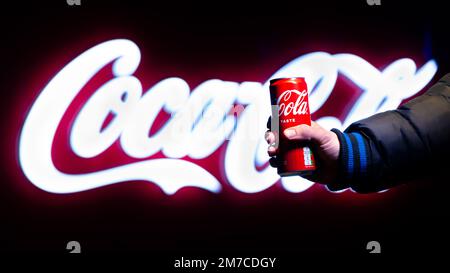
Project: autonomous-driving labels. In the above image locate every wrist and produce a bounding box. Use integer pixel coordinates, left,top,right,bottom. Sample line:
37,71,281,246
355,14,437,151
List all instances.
328,129,371,191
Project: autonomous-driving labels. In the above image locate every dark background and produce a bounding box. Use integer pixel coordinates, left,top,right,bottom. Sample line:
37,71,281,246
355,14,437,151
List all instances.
0,0,448,264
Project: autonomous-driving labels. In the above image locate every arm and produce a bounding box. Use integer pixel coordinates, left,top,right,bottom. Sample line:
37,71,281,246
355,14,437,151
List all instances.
266,73,450,193
329,73,450,192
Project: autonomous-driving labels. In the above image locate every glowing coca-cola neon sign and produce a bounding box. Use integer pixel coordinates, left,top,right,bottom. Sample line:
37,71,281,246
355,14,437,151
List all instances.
18,39,438,195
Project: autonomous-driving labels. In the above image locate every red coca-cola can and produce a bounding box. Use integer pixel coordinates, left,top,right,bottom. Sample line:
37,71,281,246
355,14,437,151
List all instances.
269,77,316,176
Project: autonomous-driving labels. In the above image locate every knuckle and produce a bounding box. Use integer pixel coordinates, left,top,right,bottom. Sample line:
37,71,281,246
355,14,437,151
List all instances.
293,126,305,138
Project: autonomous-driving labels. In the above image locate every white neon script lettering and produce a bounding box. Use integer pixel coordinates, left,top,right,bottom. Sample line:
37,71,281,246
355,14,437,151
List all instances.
19,39,438,194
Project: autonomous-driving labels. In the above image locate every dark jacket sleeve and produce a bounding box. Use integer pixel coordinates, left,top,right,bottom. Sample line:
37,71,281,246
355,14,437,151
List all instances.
329,73,450,193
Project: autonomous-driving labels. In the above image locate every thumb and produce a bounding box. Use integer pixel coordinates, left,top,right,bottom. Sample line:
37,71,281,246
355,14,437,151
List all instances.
283,122,327,143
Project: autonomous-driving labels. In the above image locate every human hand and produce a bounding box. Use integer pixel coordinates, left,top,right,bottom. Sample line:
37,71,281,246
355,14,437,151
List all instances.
265,117,340,184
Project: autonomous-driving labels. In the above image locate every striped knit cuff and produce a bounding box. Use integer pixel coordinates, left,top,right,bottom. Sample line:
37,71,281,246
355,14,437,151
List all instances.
330,129,371,190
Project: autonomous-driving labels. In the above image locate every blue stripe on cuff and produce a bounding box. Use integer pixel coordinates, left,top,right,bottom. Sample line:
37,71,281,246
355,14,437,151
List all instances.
343,133,354,177
352,133,367,174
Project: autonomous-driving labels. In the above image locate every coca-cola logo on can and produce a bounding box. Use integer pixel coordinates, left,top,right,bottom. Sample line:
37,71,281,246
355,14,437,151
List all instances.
277,89,309,117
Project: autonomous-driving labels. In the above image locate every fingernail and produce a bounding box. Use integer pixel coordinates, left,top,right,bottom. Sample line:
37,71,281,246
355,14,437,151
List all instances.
284,129,295,138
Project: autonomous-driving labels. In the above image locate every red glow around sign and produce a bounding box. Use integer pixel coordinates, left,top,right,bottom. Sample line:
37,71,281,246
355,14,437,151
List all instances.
12,38,438,201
